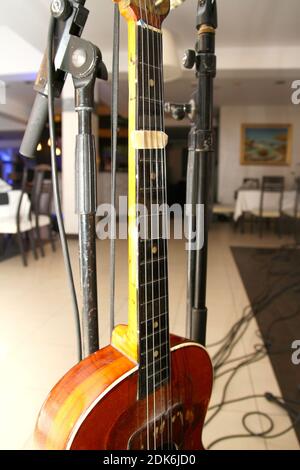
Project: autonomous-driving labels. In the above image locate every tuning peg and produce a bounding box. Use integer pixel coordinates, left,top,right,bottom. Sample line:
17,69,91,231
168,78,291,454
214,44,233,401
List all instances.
182,49,196,69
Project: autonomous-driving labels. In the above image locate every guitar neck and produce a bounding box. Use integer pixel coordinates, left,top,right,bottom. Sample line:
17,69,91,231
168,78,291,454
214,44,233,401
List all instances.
135,22,170,398
112,16,170,399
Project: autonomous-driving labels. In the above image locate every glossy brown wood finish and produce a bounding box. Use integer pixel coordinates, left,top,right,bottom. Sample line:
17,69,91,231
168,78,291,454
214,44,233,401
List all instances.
34,336,213,450
115,0,170,29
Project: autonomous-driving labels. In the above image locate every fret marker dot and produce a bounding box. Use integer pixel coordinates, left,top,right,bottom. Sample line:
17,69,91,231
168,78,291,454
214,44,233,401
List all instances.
149,79,155,87
154,350,159,358
152,246,158,254
150,172,156,181
154,321,159,329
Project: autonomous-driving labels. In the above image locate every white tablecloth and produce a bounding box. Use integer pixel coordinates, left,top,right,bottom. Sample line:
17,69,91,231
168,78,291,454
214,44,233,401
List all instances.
0,178,12,193
0,190,30,219
234,189,296,221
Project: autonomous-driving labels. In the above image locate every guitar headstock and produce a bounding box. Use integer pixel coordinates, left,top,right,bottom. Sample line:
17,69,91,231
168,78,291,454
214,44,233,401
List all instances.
114,0,170,28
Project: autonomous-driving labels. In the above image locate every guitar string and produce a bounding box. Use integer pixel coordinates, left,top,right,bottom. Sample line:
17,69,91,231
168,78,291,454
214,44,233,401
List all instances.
138,0,150,450
151,1,171,449
155,4,173,448
143,0,157,450
149,0,164,450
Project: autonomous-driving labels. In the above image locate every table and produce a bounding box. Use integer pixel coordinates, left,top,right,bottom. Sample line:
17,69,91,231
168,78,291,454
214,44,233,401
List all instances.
0,190,31,219
234,189,296,221
0,178,12,193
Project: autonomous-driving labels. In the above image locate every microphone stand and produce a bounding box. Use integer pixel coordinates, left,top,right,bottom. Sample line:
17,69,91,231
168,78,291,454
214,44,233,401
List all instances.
165,0,217,346
21,0,108,358
186,0,217,346
20,0,90,159
60,37,108,357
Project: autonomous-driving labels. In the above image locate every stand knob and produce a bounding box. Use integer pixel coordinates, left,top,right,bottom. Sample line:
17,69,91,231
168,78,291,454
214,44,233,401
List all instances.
172,106,186,121
183,49,196,69
51,0,72,21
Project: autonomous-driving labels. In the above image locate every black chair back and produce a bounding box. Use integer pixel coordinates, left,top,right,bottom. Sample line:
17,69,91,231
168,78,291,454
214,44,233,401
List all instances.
242,178,260,189
259,176,284,216
31,165,53,217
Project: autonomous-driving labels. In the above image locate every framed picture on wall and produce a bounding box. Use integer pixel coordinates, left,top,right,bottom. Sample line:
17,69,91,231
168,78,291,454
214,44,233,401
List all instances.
240,124,292,166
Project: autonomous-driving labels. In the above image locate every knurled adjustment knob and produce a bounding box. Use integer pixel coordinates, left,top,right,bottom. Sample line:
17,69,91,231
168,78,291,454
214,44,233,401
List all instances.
51,0,72,21
182,49,196,69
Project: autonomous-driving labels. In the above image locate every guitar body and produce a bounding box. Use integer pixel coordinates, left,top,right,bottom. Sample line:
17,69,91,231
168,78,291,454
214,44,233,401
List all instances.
35,335,213,450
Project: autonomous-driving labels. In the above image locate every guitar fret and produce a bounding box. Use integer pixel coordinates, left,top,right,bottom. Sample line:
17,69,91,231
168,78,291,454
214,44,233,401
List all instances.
139,280,167,306
142,352,170,363
140,260,166,285
140,312,168,325
138,369,169,393
138,62,161,70
140,313,168,344
141,277,167,287
140,294,168,308
140,325,168,337
138,95,163,103
140,335,170,356
140,186,165,191
146,368,170,381
141,258,167,268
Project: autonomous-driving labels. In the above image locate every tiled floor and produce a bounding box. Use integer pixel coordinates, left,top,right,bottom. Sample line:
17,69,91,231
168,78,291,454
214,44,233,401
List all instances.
0,222,299,450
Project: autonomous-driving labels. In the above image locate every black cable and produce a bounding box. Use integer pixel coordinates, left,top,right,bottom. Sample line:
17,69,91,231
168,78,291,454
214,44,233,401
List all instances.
211,276,300,371
208,394,300,412
207,413,300,450
47,17,82,362
206,394,300,449
204,246,300,449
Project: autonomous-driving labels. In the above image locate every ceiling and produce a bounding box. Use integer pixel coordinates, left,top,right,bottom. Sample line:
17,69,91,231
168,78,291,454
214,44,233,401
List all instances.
31,0,300,52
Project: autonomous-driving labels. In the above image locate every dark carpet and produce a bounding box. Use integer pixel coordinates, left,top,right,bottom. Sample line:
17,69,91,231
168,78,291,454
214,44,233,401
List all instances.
232,246,300,443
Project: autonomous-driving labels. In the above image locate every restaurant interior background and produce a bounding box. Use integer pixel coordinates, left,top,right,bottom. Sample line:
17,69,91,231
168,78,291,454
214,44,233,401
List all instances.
0,0,300,451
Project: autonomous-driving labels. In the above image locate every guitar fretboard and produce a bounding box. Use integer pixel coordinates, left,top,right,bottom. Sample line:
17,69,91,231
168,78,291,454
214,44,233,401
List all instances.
135,23,170,400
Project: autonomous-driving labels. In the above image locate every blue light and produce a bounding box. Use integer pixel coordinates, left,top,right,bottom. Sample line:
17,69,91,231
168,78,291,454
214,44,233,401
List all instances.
0,149,14,184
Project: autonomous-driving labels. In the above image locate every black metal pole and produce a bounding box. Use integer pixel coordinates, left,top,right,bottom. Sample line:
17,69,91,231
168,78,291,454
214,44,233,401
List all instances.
75,79,99,356
185,0,217,346
186,125,197,337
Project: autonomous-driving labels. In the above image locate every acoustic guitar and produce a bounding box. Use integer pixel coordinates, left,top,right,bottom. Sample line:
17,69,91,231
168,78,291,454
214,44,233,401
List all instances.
34,0,213,450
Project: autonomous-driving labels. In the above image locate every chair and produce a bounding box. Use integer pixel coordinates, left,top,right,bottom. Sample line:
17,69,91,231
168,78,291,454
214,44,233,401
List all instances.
235,179,260,233
0,189,37,267
31,165,56,257
282,177,300,241
250,176,284,237
242,178,260,189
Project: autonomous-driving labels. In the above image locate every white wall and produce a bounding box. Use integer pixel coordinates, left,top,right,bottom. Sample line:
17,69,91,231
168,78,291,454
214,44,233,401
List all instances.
218,106,300,205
